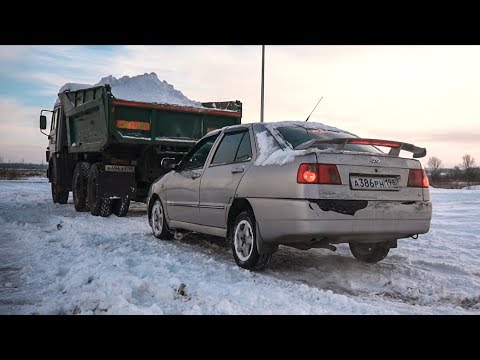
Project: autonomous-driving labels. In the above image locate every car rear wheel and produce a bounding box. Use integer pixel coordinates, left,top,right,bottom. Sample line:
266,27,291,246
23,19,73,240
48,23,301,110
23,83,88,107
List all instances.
349,242,390,263
151,199,173,240
231,211,271,271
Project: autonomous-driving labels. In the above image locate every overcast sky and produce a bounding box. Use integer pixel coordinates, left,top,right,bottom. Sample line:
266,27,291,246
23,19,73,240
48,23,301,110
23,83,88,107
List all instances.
0,45,478,168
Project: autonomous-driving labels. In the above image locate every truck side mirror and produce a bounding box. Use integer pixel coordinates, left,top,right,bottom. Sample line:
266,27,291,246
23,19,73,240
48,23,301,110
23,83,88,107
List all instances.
161,157,177,170
40,115,47,130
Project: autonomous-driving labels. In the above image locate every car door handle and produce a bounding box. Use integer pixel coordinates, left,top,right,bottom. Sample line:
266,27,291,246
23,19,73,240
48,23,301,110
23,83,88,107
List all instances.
231,166,244,174
191,173,201,179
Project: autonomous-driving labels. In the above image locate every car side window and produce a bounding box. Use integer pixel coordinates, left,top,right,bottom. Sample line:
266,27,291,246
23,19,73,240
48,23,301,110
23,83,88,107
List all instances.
210,132,245,166
182,135,218,171
234,132,252,163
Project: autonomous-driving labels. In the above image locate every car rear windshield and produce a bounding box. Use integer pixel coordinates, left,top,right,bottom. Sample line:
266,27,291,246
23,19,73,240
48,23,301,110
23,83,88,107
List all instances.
276,126,383,154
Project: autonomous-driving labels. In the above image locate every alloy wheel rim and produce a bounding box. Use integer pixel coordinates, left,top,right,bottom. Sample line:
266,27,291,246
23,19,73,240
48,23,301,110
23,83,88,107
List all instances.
234,220,254,261
152,202,163,235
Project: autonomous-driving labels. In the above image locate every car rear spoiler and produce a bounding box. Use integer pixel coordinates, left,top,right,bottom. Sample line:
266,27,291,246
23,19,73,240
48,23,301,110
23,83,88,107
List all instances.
295,138,427,158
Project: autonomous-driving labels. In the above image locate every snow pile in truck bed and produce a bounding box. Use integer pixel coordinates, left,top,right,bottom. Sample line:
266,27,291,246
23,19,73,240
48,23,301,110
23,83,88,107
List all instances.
96,73,202,107
55,73,202,108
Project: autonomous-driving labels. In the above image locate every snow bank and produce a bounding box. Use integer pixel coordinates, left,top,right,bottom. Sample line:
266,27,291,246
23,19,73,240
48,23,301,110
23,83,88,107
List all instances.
55,73,202,108
462,185,480,190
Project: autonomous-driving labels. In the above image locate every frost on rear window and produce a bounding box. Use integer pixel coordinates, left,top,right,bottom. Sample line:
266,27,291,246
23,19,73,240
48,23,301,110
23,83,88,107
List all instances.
254,131,299,166
253,121,382,167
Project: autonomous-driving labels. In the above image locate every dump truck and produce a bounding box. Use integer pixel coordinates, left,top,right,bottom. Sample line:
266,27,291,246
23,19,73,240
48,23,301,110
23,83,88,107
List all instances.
39,84,242,217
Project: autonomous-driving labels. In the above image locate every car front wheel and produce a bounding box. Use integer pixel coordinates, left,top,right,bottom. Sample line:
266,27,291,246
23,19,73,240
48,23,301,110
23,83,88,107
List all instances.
151,199,173,240
349,242,390,263
231,211,271,271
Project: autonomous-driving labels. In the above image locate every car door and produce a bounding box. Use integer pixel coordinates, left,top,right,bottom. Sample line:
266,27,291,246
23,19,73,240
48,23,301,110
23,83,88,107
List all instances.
199,129,254,229
164,134,219,224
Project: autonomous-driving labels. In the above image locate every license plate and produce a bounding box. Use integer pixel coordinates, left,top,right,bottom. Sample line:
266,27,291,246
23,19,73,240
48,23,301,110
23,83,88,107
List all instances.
350,175,399,190
105,165,135,173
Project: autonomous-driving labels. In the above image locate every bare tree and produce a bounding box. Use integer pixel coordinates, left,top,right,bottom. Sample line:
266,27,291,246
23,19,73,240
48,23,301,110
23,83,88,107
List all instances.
459,154,478,187
427,156,442,182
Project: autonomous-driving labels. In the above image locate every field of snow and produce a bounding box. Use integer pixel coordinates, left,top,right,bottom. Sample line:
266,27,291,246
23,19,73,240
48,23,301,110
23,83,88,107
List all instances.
1,177,479,314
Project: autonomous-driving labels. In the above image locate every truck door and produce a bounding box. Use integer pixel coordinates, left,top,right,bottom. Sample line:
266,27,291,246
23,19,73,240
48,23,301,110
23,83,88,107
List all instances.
199,129,253,229
48,108,60,154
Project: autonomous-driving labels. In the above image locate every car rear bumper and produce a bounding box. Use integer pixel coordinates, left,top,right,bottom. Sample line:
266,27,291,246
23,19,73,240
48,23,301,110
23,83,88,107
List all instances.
248,198,432,245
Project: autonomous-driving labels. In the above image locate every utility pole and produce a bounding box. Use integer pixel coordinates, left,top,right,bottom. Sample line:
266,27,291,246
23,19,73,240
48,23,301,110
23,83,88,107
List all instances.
260,45,265,122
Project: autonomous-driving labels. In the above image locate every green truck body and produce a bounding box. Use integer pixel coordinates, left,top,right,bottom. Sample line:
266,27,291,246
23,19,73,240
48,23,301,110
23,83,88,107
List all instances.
40,84,241,217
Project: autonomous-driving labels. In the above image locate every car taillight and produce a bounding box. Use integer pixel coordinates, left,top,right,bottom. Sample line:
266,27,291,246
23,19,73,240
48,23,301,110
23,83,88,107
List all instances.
407,169,429,188
297,163,318,183
318,164,341,184
297,163,341,185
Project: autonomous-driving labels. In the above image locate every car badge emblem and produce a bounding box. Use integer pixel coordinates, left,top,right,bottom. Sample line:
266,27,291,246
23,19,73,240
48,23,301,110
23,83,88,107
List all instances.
370,158,380,163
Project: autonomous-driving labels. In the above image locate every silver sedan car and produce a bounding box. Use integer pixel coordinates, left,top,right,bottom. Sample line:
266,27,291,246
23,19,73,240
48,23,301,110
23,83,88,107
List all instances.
147,121,432,270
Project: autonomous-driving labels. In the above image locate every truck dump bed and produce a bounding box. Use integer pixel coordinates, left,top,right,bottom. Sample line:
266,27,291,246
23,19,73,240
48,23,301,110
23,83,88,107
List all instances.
58,85,242,153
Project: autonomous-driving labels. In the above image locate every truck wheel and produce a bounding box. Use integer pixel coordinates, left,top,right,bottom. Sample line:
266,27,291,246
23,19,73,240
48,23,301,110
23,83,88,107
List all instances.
150,199,173,240
51,181,69,204
72,162,91,212
88,162,113,217
230,211,271,271
112,197,130,217
349,242,390,263
99,198,113,217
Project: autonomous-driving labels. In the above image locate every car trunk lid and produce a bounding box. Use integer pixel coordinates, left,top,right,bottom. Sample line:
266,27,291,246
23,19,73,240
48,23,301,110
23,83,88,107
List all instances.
311,152,426,201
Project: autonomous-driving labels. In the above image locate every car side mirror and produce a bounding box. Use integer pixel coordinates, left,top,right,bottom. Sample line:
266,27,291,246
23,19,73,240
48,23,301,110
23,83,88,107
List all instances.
161,157,177,170
40,115,47,130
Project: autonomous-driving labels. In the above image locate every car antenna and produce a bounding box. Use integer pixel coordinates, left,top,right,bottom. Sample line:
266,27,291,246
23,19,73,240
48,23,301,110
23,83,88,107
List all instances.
305,96,323,122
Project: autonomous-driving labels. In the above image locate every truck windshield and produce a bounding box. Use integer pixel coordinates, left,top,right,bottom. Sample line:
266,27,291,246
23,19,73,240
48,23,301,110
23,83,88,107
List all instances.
276,126,383,154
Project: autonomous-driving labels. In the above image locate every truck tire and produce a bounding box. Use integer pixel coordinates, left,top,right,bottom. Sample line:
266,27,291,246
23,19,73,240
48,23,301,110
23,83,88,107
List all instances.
230,211,271,271
112,197,130,217
72,162,91,212
88,162,113,217
51,181,69,204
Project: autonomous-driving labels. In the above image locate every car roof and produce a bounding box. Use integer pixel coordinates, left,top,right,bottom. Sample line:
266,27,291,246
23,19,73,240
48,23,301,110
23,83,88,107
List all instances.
204,120,353,139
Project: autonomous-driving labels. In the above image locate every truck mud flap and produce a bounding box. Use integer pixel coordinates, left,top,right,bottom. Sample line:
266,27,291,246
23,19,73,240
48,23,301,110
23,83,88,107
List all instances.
100,165,136,198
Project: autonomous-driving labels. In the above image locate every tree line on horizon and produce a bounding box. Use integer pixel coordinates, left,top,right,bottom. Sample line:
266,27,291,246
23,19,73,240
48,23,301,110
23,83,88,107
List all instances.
0,154,47,169
427,154,479,188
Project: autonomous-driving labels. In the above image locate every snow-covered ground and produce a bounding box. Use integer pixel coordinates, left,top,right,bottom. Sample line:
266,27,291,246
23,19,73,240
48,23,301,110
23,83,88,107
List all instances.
1,178,479,314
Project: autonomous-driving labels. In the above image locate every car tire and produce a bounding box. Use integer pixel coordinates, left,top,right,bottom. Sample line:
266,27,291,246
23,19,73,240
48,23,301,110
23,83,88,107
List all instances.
51,180,69,204
112,197,130,217
72,162,91,212
231,211,271,271
349,242,390,263
88,162,113,217
150,199,173,240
